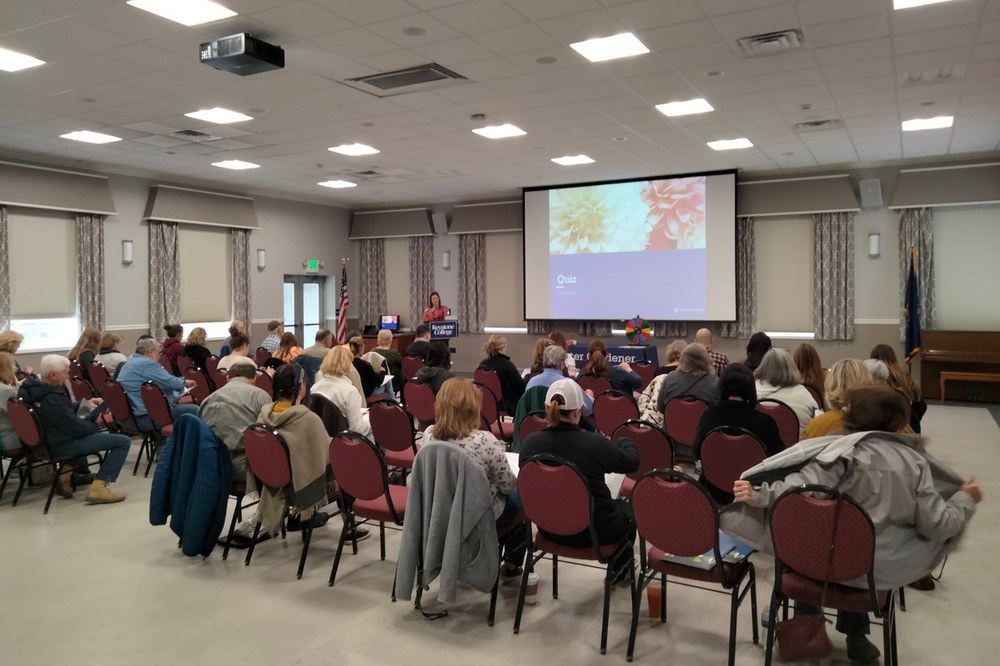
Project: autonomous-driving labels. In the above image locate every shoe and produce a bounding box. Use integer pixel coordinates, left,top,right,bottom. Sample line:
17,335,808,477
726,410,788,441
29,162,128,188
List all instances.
846,634,881,663
55,468,74,499
500,562,523,582
233,519,257,539
908,574,936,591
287,512,331,531
84,480,125,504
344,527,370,542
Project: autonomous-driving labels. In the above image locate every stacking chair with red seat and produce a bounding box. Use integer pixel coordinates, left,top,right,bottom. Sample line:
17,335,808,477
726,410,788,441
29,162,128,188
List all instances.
401,355,424,382
69,376,96,402
473,368,505,412
100,378,155,476
756,399,800,449
209,366,228,390
476,382,513,444
139,382,176,478
403,381,436,429
205,354,221,375
593,390,640,438
662,397,709,460
626,470,758,664
577,374,612,397
514,454,636,655
254,347,272,366
0,406,28,503
87,362,111,392
764,485,897,666
158,354,175,375
611,419,673,500
182,367,212,404
517,410,546,444
254,370,273,396
308,393,348,437
368,400,419,473
328,431,406,588
698,426,768,505
631,362,656,392
69,359,85,381
176,355,195,375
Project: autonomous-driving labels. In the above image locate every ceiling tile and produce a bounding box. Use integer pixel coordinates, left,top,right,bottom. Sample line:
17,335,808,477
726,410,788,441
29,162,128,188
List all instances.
807,12,890,48
430,0,527,34
610,0,704,31
250,1,352,38
312,0,419,25
365,13,462,47
501,0,602,22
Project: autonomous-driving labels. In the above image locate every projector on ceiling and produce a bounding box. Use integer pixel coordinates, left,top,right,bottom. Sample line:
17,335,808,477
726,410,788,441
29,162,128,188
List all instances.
200,33,284,76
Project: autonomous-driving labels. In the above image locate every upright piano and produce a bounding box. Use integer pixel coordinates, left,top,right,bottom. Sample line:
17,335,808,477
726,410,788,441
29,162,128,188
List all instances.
920,330,1000,402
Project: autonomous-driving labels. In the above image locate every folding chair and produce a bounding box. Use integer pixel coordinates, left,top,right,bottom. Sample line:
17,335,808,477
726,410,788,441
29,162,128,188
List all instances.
403,381,435,429
611,419,672,500
756,399,799,449
369,400,419,473
593,390,639,438
578,374,612,396
101,378,156,477
698,426,768,505
662,397,709,460
139,382,177,478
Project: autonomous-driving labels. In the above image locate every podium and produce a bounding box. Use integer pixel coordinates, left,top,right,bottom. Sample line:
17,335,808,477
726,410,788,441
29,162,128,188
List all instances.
429,321,459,341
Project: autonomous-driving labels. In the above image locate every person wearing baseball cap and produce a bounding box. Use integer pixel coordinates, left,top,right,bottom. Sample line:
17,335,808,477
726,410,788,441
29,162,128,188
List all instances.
520,378,639,549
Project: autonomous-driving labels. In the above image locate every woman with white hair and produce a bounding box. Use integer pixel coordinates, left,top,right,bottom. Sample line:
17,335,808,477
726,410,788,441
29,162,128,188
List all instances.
753,348,819,433
655,343,720,413
802,358,873,439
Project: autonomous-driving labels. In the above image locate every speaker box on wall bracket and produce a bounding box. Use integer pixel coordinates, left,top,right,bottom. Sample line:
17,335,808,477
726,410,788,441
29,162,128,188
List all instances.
859,178,883,209
431,212,448,235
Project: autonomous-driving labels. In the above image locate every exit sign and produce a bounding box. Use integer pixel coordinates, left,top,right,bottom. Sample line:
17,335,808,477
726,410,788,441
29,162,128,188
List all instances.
305,259,320,273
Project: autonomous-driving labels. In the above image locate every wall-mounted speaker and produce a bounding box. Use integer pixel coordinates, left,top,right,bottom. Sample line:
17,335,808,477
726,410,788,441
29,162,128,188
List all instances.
859,178,883,209
431,211,448,235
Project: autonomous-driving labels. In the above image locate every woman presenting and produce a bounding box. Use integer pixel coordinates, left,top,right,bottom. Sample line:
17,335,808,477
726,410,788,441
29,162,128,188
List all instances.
422,291,448,323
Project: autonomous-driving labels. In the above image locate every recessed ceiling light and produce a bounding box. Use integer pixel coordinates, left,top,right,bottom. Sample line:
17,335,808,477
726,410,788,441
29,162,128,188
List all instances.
126,0,237,27
893,0,957,9
707,138,754,151
185,107,252,124
0,46,45,72
551,155,595,166
328,143,380,156
655,98,715,117
318,180,357,189
472,123,526,139
212,160,259,170
569,32,650,63
60,130,122,144
901,115,953,131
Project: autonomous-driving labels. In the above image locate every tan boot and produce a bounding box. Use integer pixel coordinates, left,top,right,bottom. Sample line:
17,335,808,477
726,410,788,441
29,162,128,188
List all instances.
85,480,125,504
55,468,74,499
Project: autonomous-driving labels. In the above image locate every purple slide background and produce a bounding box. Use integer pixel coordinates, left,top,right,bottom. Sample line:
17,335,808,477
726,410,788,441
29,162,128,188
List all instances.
550,250,706,319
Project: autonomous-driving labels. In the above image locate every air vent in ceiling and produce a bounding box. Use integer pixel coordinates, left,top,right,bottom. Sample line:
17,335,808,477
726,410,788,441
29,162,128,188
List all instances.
793,119,843,133
341,63,468,98
169,129,222,142
737,29,805,57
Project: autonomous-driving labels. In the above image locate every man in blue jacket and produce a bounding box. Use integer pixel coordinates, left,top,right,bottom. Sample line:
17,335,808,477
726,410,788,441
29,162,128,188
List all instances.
19,355,130,503
117,337,199,431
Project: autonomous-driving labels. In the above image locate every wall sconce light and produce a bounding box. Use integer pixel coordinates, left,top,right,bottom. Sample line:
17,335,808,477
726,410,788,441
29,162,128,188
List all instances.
257,248,266,271
442,250,451,270
868,232,880,258
121,240,133,265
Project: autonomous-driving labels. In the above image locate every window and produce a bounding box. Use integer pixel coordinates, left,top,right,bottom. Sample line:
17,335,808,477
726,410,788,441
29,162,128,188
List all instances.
754,215,813,333
934,204,1000,329
178,225,231,336
484,232,524,327
384,238,410,329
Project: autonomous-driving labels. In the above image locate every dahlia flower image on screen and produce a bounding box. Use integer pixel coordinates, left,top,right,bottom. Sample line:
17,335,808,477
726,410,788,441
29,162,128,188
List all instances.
548,177,706,255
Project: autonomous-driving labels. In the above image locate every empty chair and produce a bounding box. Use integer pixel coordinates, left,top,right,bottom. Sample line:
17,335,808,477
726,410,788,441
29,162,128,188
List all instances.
476,382,513,444
577,374,612,396
631,362,656,392
182,367,212,404
254,370,273,396
138,382,176,478
369,400,419,472
517,410,546,444
592,390,640,438
403,381,435,428
662,397,709,460
698,426,768,505
756,399,799,449
402,355,424,382
611,419,673,500
254,347,272,366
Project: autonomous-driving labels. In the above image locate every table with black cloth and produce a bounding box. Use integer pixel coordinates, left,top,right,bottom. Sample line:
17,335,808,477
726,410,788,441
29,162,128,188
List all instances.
568,344,659,367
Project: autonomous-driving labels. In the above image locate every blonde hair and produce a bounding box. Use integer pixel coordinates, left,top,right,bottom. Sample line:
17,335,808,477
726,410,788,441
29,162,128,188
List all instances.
320,345,354,377
544,394,570,427
68,328,102,360
347,335,364,356
483,334,506,358
186,327,207,347
530,338,555,374
0,352,16,386
433,378,482,441
0,330,24,353
824,358,873,410
376,328,393,346
99,332,122,350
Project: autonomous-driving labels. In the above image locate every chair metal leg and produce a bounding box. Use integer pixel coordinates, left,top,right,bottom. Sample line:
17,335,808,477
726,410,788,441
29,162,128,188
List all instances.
328,517,352,587
626,568,650,661
43,463,61,514
244,520,263,566
600,561,614,655
0,457,21,501
552,555,559,599
898,585,906,611
144,438,158,477
512,549,536,635
222,496,243,561
11,463,30,506
728,581,740,666
296,524,313,579
379,521,386,560
662,574,668,621
749,566,759,644
763,590,781,666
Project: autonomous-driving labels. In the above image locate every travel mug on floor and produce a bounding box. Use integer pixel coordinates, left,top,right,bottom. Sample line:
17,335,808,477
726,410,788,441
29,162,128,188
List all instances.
647,585,662,619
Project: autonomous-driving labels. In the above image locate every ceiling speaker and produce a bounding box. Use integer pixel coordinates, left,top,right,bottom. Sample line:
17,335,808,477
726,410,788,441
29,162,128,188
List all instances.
431,212,448,235
859,178,883,209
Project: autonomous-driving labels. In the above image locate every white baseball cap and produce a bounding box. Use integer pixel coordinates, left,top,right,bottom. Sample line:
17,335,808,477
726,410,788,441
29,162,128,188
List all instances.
545,378,585,411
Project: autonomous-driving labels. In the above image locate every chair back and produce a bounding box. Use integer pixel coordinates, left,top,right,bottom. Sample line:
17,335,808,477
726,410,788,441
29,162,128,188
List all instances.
176,356,195,375
578,374,612,396
158,354,175,374
475,382,502,429
663,397,709,448
804,385,823,409
519,455,593,538
205,355,220,374
631,361,656,391
140,382,173,430
756,399,799,448
611,419,673,480
7,399,45,449
403,381,436,423
87,362,111,390
69,359,85,381
632,470,718,558
254,370,273,396
210,366,229,389
592,390,639,437
69,376,96,402
402,354,424,381
473,368,504,406
518,411,547,443
699,426,767,498
329,432,390,505
183,367,211,404
254,347,272,366
369,400,417,454
770,485,876,585
308,393,348,437
243,425,293,490
100,379,138,426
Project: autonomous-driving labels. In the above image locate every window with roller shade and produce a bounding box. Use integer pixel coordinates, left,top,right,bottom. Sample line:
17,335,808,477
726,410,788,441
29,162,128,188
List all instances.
484,232,524,327
754,215,813,334
8,209,80,351
178,225,232,329
934,204,1000,330
383,238,411,329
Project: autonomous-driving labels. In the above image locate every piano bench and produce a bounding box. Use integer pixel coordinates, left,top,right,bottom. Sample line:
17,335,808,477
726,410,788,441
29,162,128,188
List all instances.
940,371,1000,402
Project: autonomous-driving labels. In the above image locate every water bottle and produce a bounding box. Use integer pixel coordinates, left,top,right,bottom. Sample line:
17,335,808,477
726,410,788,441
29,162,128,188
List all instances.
761,604,771,629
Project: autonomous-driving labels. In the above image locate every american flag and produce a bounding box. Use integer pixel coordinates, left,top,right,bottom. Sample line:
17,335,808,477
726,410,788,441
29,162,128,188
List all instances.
336,263,349,343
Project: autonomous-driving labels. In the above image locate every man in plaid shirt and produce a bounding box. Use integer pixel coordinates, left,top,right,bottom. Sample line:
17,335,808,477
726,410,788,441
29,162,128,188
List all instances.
696,328,730,377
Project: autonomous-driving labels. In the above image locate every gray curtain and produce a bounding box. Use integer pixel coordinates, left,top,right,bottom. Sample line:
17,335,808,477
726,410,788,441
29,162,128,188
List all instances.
148,220,180,336
408,236,435,327
231,228,251,338
720,216,757,338
653,321,688,338
76,213,105,330
0,207,9,331
358,238,386,327
457,234,486,333
899,208,935,340
578,320,612,336
812,212,855,340
526,320,551,335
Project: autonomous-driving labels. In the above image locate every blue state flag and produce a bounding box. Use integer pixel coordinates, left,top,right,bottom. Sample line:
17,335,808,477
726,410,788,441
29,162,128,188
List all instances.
904,247,920,364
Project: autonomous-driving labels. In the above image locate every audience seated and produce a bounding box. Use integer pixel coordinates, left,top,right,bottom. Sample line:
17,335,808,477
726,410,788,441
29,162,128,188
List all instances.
302,328,335,359
260,320,283,353
547,330,577,377
695,328,730,377
424,377,526,577
197,362,271,485
0,330,32,376
520,379,639,547
656,343,720,413
414,341,456,396
370,329,403,394
161,324,185,375
693,364,782,503
863,358,890,383
793,342,826,406
743,331,772,371
117,337,199,430
219,320,246,358
527,345,594,416
405,324,431,360
870,343,927,433
217,334,257,372
311,346,372,439
183,327,213,370
95,333,129,376
527,337,556,378
0,352,22,454
348,335,388,398
18,355,130,503
273,332,303,363
753,348,819,433
68,327,102,372
655,338,686,376
802,359,873,439
477,334,526,415
580,339,641,395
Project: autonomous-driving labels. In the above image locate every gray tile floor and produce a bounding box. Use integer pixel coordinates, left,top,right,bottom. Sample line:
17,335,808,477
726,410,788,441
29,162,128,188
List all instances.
1,403,996,665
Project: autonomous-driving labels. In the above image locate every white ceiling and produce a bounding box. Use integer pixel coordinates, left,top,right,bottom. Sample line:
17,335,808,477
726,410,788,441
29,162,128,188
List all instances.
1,0,998,208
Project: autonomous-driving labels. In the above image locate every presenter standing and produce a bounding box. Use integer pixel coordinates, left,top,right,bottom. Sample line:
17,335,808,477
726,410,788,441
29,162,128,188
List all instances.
422,291,448,323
